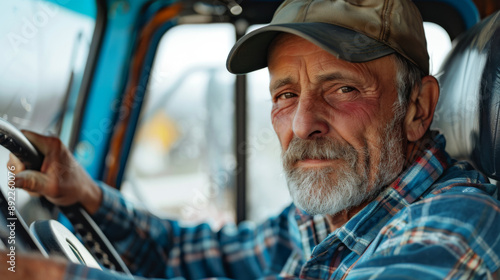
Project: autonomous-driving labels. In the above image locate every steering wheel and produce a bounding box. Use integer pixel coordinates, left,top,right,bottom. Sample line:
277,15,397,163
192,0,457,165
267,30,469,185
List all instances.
0,118,131,275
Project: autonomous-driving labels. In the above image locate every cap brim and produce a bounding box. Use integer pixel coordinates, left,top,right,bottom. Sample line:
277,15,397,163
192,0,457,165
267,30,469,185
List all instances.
226,22,395,74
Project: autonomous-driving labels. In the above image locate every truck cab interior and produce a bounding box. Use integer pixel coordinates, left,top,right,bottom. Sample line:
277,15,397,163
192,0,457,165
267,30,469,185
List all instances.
0,0,499,276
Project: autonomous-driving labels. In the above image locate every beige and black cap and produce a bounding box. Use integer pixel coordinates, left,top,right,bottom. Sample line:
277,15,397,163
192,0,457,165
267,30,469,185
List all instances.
226,0,429,75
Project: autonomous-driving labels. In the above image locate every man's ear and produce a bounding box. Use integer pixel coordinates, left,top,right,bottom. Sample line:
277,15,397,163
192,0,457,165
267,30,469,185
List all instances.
404,76,440,142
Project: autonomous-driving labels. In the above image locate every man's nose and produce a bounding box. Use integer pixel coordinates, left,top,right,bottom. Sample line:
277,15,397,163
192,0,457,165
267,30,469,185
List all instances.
292,97,329,139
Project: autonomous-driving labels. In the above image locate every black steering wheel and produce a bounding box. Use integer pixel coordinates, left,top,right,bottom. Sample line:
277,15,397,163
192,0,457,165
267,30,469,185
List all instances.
0,118,131,275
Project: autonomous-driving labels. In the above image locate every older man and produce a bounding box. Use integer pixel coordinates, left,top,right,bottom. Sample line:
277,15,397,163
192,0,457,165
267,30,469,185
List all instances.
2,0,500,279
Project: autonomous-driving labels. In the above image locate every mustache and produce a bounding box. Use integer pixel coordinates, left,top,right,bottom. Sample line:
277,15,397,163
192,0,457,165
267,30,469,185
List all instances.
282,137,359,169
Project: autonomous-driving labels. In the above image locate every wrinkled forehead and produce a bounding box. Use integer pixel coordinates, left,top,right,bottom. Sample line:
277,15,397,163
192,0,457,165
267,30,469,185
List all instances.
267,34,398,90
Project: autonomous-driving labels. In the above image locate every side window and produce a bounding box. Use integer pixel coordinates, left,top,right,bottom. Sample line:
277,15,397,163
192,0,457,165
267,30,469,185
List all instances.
122,24,236,227
0,0,96,206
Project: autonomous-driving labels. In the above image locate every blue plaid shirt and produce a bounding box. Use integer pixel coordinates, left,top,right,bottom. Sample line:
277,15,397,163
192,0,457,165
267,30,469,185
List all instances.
64,134,500,279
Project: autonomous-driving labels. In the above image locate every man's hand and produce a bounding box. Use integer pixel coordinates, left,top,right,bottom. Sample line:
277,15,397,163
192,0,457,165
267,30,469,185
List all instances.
0,252,67,279
7,131,102,214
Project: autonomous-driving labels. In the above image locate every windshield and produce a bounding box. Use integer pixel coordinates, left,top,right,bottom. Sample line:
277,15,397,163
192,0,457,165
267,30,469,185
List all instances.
0,0,96,211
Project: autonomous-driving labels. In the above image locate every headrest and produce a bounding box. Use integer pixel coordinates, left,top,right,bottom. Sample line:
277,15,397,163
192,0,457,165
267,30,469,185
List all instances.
431,12,500,180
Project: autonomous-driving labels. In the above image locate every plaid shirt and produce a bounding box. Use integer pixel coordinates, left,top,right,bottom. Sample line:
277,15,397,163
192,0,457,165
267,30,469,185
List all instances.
64,134,500,279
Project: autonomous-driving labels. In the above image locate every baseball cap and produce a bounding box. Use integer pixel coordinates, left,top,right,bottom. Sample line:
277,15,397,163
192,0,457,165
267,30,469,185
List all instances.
226,0,429,75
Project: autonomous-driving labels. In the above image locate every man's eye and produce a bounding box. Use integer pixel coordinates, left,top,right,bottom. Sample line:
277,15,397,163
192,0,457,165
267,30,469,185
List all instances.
340,86,356,93
278,92,296,99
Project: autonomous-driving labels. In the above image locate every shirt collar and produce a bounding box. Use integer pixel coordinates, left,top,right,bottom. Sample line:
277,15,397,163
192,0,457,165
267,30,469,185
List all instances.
294,133,452,257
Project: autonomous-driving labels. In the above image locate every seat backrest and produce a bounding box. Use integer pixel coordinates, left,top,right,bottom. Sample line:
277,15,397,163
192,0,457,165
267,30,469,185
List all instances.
431,11,500,180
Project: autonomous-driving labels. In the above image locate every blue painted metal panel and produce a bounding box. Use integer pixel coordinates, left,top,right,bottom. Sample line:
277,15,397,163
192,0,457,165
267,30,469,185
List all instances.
74,0,179,181
74,0,149,179
42,0,96,18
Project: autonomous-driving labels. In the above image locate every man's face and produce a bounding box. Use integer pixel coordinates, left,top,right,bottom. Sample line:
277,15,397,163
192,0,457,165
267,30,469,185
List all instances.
268,34,407,216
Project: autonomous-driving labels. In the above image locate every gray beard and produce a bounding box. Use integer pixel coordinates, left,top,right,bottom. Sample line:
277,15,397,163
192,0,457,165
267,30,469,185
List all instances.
282,103,406,216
